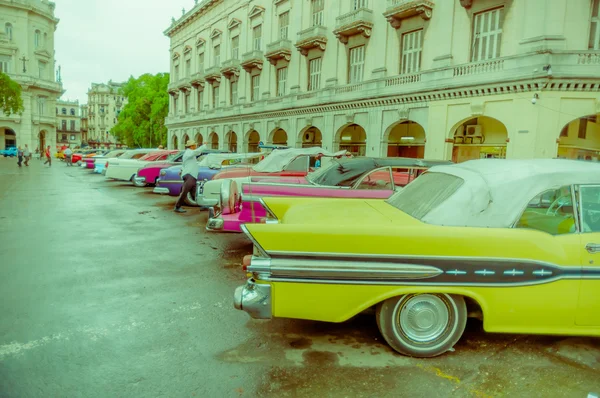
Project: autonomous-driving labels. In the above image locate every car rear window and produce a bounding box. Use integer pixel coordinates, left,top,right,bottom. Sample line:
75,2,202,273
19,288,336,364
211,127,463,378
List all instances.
385,172,464,221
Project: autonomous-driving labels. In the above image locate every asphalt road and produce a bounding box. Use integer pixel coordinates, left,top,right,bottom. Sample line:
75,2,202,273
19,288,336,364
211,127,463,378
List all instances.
0,156,599,398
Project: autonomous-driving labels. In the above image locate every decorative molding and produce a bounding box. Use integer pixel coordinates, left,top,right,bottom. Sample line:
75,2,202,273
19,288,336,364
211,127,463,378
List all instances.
228,18,241,30
470,100,484,116
249,5,265,19
333,8,374,44
196,37,206,47
383,1,434,30
183,45,192,54
344,113,355,123
210,28,222,40
241,51,264,73
459,0,473,9
397,107,409,120
172,52,180,60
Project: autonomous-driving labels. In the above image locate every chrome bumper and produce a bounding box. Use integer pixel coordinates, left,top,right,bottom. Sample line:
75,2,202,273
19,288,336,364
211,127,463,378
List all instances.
197,196,218,207
153,187,169,194
233,279,272,319
206,207,223,231
134,176,146,184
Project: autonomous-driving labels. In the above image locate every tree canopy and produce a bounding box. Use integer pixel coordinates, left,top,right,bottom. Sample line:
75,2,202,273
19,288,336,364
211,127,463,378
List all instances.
112,73,170,148
0,72,24,116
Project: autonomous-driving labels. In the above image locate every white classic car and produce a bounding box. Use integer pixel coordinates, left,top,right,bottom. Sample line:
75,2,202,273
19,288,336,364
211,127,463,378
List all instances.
104,150,174,181
94,149,159,174
196,147,350,207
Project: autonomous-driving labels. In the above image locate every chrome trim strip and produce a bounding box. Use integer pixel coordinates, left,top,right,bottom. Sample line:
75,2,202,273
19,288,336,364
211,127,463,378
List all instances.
240,225,270,258
259,198,278,221
249,251,600,286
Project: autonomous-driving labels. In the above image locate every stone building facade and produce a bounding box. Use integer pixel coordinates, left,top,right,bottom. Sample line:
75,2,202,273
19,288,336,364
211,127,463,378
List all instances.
80,103,88,144
0,0,62,152
55,99,81,147
86,81,127,149
164,0,600,162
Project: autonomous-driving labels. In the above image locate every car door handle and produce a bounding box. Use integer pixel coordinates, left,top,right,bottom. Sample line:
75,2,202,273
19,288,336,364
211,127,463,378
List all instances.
586,243,600,254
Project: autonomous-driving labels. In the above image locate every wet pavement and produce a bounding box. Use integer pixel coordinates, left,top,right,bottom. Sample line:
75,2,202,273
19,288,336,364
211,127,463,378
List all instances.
0,156,599,398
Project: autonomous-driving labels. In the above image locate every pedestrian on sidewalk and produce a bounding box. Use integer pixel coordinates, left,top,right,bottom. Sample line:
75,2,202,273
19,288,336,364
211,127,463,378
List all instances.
43,145,52,167
174,140,208,213
17,146,23,167
23,145,31,166
64,146,73,166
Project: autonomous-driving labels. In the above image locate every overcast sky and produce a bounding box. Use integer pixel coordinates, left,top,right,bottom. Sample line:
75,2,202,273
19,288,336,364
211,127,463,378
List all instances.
54,0,192,104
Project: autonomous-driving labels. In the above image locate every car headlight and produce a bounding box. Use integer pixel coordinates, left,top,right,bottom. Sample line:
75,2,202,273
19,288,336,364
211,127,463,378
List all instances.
160,170,167,177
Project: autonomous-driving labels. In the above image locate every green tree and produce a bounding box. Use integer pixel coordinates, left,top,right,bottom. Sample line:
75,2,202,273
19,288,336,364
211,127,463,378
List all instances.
112,73,170,148
0,72,24,116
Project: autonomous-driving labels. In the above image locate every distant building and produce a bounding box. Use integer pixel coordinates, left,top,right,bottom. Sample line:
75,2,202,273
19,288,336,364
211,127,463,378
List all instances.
55,99,80,148
164,0,600,162
86,81,127,149
0,0,63,152
80,104,88,144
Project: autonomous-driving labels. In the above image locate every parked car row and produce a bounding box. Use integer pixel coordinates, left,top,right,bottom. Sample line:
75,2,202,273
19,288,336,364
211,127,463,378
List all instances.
71,147,600,358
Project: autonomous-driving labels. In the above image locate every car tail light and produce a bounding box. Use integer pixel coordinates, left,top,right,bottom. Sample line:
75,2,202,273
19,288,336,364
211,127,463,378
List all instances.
105,162,108,168
242,255,252,271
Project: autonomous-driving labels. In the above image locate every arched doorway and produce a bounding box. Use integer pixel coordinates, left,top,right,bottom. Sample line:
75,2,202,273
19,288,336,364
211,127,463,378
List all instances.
226,131,237,152
4,128,16,148
209,132,219,149
270,128,288,146
194,133,203,146
386,121,426,158
247,130,260,152
450,116,508,163
298,126,323,148
172,134,178,150
38,130,46,153
336,123,367,156
182,133,190,147
557,114,600,161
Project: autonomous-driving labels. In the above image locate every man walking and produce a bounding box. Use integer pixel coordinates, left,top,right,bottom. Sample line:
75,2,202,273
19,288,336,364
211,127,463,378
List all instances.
17,146,23,167
64,146,73,166
23,145,31,166
43,145,52,167
174,139,207,213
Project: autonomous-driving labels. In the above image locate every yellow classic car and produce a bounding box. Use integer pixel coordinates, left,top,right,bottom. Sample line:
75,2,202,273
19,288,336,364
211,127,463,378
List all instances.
234,159,600,357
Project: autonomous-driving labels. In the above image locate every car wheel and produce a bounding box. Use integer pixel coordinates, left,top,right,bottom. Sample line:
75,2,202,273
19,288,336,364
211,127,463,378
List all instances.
376,293,467,358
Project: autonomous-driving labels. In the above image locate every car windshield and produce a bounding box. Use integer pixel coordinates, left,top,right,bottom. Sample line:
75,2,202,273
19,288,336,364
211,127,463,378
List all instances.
307,158,375,187
385,172,464,221
167,152,182,161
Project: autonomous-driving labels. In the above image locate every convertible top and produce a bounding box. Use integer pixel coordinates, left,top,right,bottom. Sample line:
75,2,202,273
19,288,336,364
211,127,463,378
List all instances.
419,159,600,228
309,157,452,186
253,147,349,173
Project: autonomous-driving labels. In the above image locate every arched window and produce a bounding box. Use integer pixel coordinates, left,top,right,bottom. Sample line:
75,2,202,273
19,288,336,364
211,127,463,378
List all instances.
61,108,66,115
5,23,12,41
70,108,75,116
34,30,41,48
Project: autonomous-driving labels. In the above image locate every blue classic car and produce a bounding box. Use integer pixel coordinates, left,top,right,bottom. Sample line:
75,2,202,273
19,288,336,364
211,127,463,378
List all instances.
153,152,262,206
1,147,18,157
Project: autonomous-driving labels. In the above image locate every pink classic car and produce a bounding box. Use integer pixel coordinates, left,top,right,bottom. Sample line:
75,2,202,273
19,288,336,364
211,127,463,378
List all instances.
206,157,452,232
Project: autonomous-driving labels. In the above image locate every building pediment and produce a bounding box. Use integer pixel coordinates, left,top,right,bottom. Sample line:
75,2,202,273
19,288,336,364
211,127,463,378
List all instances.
249,5,265,19
183,45,192,55
228,18,241,30
34,49,52,59
196,36,206,47
210,29,222,40
172,52,181,60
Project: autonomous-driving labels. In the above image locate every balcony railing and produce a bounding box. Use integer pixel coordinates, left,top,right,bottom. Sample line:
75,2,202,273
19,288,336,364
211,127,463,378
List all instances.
384,0,434,29
220,58,241,78
241,50,264,73
333,8,374,43
190,72,206,88
265,39,293,65
295,26,327,56
165,51,598,128
204,66,222,83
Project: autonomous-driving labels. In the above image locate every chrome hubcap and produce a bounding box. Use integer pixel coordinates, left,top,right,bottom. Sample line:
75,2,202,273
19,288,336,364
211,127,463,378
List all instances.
399,294,449,342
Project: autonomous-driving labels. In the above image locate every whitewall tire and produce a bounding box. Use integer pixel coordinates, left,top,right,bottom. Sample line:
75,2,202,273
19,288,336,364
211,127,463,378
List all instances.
376,293,467,358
